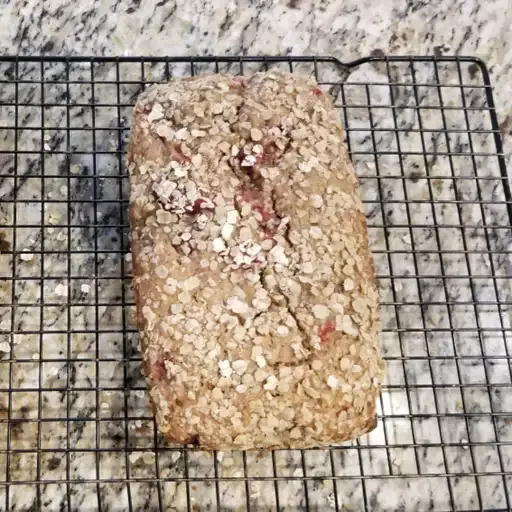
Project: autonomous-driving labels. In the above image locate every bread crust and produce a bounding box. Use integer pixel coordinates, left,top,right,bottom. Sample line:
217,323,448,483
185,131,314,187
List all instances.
127,71,384,449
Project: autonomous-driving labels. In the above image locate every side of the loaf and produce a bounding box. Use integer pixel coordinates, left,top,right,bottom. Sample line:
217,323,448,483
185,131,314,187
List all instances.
127,71,384,449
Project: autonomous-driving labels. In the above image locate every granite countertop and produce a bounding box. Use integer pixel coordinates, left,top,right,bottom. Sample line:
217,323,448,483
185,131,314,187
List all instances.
0,1,511,511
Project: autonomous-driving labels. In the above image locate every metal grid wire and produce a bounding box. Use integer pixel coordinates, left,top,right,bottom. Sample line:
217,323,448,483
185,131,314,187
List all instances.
0,55,511,511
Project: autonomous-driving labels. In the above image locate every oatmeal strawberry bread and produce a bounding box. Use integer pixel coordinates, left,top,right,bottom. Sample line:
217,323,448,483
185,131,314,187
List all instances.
127,71,384,449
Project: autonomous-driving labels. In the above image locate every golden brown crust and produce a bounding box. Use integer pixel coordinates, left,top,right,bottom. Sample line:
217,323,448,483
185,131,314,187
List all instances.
127,71,384,449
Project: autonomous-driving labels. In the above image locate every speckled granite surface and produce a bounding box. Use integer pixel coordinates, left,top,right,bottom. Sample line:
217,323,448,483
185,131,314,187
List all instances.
0,1,511,510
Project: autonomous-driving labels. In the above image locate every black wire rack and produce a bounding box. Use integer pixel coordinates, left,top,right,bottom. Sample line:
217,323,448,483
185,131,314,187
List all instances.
0,55,511,511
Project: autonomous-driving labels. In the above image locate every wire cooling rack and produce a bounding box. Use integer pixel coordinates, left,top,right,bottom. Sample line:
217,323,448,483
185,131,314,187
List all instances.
0,55,511,511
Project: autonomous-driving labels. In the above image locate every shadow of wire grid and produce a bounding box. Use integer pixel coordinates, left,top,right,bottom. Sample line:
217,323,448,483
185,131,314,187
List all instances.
0,56,511,511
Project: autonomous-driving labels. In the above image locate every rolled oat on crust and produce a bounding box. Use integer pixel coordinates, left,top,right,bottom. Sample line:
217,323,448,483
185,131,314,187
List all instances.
127,71,384,450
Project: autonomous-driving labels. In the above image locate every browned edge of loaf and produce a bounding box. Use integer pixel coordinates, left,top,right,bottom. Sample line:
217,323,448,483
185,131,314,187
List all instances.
127,71,384,450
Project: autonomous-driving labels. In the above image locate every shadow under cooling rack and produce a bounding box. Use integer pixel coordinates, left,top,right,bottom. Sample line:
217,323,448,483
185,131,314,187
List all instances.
0,55,511,512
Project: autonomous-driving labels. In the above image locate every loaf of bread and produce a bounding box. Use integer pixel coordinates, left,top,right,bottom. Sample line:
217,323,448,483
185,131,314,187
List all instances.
127,71,384,450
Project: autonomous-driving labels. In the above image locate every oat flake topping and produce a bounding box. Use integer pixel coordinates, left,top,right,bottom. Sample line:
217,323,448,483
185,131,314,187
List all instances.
128,71,384,449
